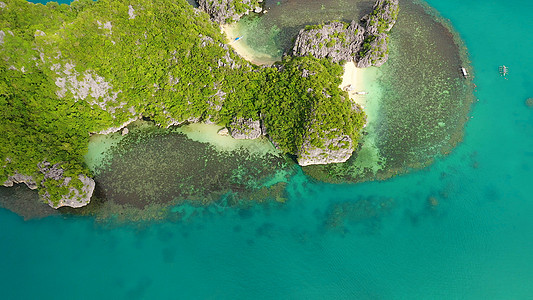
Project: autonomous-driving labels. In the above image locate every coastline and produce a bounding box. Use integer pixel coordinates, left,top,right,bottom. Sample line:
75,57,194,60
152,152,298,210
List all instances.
340,62,380,126
339,62,385,175
175,123,279,156
340,62,367,108
221,24,278,66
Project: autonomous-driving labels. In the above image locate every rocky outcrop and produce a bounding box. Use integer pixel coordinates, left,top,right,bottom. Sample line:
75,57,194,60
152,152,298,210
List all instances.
197,0,263,24
292,21,365,63
291,0,399,67
128,5,136,19
3,172,38,190
38,162,95,209
95,116,140,135
297,131,354,166
52,62,126,114
43,175,95,209
217,127,230,136
3,162,95,209
229,118,263,139
357,0,399,67
526,98,533,108
363,0,399,35
356,33,389,68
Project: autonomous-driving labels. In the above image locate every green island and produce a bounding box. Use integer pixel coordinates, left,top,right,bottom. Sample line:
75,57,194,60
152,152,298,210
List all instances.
1,0,373,208
1,0,474,219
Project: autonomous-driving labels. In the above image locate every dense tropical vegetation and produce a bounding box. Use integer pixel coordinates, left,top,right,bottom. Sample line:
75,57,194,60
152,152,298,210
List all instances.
0,0,365,206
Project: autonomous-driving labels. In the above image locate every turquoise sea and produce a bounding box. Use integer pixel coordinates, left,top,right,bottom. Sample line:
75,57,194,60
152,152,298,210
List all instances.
2,0,533,298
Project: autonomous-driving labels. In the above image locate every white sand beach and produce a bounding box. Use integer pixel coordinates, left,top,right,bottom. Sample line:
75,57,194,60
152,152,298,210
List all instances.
340,62,368,109
221,24,277,66
339,62,382,125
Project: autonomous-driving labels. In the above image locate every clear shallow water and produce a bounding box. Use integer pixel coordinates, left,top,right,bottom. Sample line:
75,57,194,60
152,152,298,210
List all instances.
2,0,533,299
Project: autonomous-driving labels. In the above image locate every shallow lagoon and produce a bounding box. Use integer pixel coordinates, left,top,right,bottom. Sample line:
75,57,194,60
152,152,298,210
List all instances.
2,0,533,298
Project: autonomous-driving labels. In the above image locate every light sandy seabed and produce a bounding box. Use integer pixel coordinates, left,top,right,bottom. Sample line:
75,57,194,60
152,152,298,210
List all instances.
176,123,279,156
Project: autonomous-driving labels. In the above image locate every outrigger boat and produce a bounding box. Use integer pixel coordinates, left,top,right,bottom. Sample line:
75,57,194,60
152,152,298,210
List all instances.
499,65,508,76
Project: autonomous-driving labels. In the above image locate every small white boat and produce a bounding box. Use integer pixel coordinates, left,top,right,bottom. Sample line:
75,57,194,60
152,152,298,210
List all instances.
460,67,469,78
355,91,368,95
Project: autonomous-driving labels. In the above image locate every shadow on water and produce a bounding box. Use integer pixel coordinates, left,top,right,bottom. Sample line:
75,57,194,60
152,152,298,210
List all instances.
0,185,58,220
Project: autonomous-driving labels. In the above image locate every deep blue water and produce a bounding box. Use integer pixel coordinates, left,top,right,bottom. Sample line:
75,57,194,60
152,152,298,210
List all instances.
2,0,533,298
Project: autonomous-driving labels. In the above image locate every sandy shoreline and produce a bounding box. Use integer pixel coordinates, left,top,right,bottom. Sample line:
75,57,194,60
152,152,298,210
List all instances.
340,62,384,172
221,24,277,66
339,62,382,127
177,123,278,156
339,62,369,109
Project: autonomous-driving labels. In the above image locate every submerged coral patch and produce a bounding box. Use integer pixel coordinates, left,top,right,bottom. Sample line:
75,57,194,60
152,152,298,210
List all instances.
64,122,295,222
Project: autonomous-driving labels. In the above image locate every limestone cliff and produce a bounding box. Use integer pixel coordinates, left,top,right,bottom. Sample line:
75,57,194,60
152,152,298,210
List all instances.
3,172,38,190
297,130,354,166
292,21,365,63
43,175,95,209
229,118,263,139
357,0,399,67
197,0,263,24
2,162,95,209
292,0,399,68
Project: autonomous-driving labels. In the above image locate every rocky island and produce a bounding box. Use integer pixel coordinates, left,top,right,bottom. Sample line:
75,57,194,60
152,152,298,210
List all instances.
0,0,397,209
292,0,399,67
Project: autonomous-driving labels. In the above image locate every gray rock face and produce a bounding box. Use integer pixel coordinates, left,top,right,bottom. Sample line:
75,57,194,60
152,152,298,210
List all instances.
292,21,365,63
39,162,95,209
44,175,95,209
294,95,364,166
3,172,38,190
356,33,389,68
197,0,262,24
357,0,399,67
229,118,263,139
297,131,354,166
3,161,95,209
363,0,400,35
292,0,399,68
38,161,64,181
217,127,230,136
